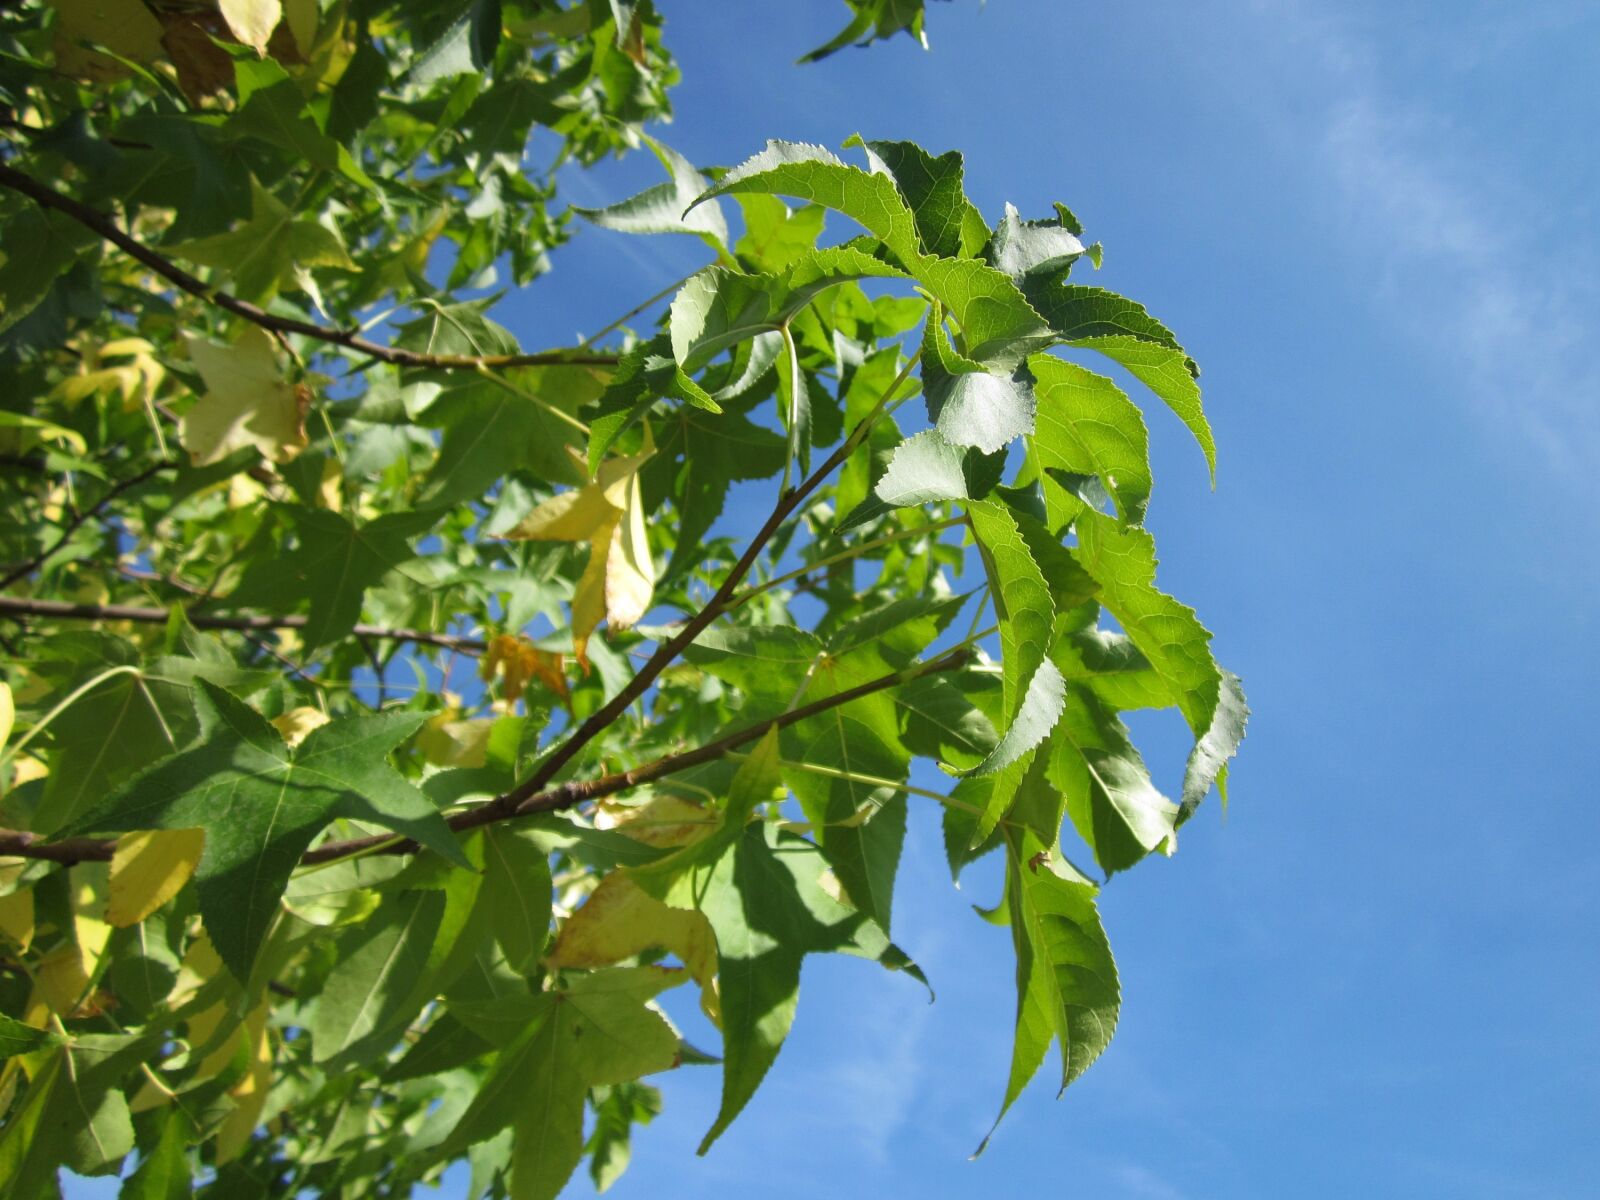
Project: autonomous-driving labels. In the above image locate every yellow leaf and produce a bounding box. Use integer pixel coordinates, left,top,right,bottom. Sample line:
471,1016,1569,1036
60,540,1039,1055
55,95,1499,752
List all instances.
106,829,205,927
269,706,329,748
215,999,272,1163
219,0,282,54
283,0,319,55
502,435,657,666
315,455,343,510
7,755,47,790
480,634,569,709
0,680,12,754
0,888,34,951
546,872,720,1022
417,712,494,768
129,1067,177,1113
50,0,165,80
35,907,112,1016
227,472,268,510
180,327,310,466
595,793,717,848
52,337,164,411
169,934,223,1010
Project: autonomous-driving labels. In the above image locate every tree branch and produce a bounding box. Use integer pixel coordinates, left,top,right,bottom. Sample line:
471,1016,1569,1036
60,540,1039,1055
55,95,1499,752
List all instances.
0,163,618,372
0,647,969,869
307,644,969,862
0,594,487,652
490,352,922,817
0,462,175,592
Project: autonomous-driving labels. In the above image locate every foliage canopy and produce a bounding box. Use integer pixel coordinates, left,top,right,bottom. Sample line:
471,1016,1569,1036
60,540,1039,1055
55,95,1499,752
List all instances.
0,1,1246,1196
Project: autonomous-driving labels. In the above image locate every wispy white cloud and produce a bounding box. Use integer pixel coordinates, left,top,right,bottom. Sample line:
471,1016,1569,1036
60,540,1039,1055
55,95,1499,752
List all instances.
1110,1162,1188,1200
1254,0,1600,493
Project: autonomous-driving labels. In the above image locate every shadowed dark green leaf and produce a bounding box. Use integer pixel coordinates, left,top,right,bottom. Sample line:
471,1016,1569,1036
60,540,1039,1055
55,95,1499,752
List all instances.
310,889,447,1065
65,682,467,980
1050,687,1178,874
799,0,935,62
223,506,439,650
847,135,989,259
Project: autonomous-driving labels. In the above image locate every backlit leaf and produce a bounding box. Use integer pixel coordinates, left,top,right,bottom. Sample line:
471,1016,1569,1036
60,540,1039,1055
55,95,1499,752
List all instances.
178,327,309,467
106,829,205,927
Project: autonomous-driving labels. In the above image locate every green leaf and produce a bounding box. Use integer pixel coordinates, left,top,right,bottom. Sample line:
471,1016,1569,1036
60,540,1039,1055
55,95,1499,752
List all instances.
223,506,438,650
642,406,785,582
733,196,826,272
785,712,907,928
987,202,1087,282
978,830,1119,1155
1029,354,1152,526
443,968,682,1200
482,826,552,976
0,1035,147,1191
0,1044,65,1199
694,140,923,264
118,1110,192,1200
1180,668,1249,820
574,134,728,249
922,310,1037,453
33,652,268,837
1050,626,1173,712
419,371,595,507
669,249,906,373
967,660,1066,781
966,500,1065,842
966,501,1059,758
1050,687,1178,874
1024,283,1194,362
874,428,969,507
0,1013,59,1059
0,205,95,335
846,135,989,259
227,77,375,191
65,681,467,980
631,727,784,896
1021,282,1213,478
799,0,934,62
393,297,521,361
692,140,1048,364
687,822,903,1154
1070,511,1244,817
410,0,503,85
586,1081,660,1193
309,888,447,1065
894,674,999,770
1077,335,1214,482
1071,511,1219,728
167,179,355,306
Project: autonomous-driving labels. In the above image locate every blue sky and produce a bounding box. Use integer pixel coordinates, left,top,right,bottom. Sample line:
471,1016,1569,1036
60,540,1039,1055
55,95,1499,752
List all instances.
68,3,1600,1197
504,3,1600,1197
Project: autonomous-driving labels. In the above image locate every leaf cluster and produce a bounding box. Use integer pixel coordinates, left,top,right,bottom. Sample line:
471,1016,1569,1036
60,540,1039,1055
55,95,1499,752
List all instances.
0,2,1244,1196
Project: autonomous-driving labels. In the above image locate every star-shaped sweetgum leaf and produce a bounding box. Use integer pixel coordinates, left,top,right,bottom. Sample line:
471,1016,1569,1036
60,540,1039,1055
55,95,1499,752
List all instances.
223,505,439,650
63,681,467,981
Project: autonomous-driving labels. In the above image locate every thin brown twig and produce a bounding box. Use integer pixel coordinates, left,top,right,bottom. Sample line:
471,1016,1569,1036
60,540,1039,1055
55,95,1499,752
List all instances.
301,645,969,862
0,163,619,372
485,352,922,819
0,594,488,652
0,463,175,592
